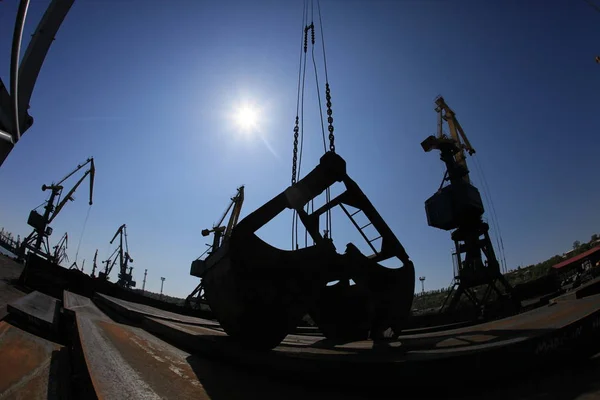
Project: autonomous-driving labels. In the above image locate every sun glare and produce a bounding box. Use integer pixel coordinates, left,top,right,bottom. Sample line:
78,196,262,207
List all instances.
233,105,259,133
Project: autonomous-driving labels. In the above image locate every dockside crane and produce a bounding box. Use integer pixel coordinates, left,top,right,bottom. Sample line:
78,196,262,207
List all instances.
186,186,245,309
99,254,117,281
421,96,518,315
19,157,95,260
99,224,135,288
51,232,68,265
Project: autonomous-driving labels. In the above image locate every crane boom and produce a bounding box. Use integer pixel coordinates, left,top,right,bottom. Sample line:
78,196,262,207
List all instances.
91,249,98,277
422,97,475,185
110,224,127,244
19,156,95,260
224,186,244,238
199,186,245,249
0,0,76,167
436,96,475,167
48,158,95,224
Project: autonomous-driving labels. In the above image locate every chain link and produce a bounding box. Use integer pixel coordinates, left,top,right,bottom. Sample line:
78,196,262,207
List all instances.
325,83,335,152
291,116,300,184
303,26,309,53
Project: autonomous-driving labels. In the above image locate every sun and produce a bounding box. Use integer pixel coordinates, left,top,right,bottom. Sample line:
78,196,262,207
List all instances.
233,105,259,133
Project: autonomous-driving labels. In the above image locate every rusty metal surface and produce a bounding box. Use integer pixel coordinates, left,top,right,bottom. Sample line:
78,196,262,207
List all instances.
7,291,60,332
0,320,68,399
69,291,210,399
64,290,109,320
67,291,368,400
0,256,27,320
82,278,600,358
95,293,219,328
401,294,600,343
110,290,600,359
551,276,600,303
2,288,599,398
0,281,26,321
0,254,24,281
140,294,600,389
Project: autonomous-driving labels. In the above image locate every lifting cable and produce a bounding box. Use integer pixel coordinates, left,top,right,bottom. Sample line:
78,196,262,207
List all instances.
472,155,508,274
291,0,336,249
103,235,114,269
74,205,92,263
471,157,504,273
124,227,131,259
291,0,309,249
32,200,47,212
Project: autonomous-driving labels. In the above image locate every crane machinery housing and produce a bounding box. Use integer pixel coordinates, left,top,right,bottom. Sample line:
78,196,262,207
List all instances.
19,157,95,261
187,186,245,309
421,96,518,315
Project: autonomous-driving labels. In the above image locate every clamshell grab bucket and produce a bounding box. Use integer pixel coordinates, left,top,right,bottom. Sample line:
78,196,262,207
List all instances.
197,152,415,349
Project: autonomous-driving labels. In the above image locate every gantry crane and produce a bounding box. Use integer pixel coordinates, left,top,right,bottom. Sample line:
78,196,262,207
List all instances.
99,224,135,288
0,0,76,167
19,157,95,260
186,186,245,309
51,232,68,265
421,96,517,314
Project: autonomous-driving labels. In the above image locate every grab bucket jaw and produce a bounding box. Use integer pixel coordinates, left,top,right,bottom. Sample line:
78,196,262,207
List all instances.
200,152,415,349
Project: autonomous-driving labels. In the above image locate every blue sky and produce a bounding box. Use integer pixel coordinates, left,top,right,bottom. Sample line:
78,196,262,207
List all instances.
0,0,598,297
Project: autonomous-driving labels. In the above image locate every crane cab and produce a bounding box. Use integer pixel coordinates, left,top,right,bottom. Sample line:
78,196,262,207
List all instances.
425,182,484,231
27,210,47,232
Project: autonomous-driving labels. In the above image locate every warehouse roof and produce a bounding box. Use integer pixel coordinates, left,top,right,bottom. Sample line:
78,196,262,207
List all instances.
552,246,600,269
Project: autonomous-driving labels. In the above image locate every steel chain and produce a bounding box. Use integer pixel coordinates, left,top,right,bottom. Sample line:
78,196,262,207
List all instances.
325,83,335,152
291,117,300,184
304,25,309,53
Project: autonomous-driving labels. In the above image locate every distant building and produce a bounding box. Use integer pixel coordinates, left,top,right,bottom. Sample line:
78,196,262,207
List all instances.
552,246,600,277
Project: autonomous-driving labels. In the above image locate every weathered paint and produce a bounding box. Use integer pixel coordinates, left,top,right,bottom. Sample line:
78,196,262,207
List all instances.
0,321,66,399
7,291,61,333
70,292,355,400
69,291,210,399
97,320,209,400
